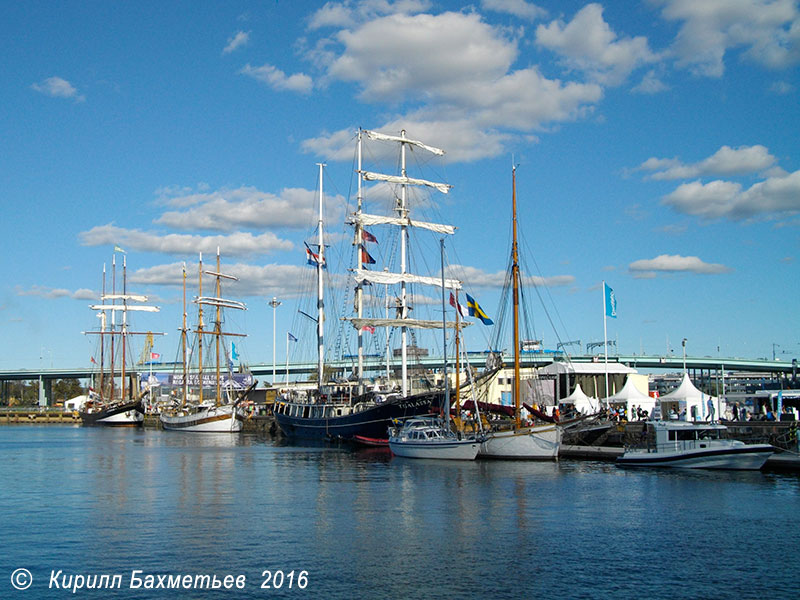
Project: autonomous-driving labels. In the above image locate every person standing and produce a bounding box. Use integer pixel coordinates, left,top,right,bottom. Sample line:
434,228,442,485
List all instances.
707,397,715,422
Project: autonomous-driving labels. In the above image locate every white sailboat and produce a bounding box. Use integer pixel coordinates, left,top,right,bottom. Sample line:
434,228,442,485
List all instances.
81,254,162,427
160,250,255,433
388,239,481,460
479,167,562,459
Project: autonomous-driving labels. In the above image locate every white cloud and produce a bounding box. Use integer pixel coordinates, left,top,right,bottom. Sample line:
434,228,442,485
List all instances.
628,254,732,277
303,10,602,162
155,185,343,232
240,63,313,94
78,224,293,257
535,4,658,86
223,30,250,54
450,264,574,289
129,262,317,298
632,69,669,94
481,0,547,21
308,0,434,30
654,0,800,77
15,286,95,300
661,170,800,220
639,145,778,180
31,76,85,102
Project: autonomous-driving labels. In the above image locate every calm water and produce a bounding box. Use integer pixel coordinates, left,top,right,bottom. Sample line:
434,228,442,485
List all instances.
0,426,798,599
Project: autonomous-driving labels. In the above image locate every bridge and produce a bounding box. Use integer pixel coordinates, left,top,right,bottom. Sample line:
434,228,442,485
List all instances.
2,353,797,406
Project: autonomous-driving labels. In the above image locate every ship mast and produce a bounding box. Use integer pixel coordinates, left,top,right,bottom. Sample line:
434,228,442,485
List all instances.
316,163,326,388
512,166,521,430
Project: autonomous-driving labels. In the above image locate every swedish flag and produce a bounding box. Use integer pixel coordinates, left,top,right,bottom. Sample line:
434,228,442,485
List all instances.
466,294,493,325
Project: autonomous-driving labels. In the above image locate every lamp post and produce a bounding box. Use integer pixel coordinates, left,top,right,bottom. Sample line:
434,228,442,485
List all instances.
269,297,281,384
682,338,687,373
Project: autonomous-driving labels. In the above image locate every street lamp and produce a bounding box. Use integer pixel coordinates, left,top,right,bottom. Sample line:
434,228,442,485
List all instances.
682,338,687,373
269,297,282,384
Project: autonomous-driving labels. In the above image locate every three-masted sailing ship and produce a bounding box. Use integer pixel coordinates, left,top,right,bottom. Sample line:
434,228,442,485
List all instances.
273,130,464,440
81,254,161,426
160,249,255,432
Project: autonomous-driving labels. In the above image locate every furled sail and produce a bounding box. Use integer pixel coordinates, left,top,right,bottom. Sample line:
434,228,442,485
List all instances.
90,304,160,312
361,171,452,195
364,130,445,156
353,268,462,290
348,317,469,331
348,212,455,235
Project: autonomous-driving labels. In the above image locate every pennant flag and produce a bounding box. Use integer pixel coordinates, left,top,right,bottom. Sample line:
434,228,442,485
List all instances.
304,242,326,268
466,294,493,325
90,356,97,365
288,332,298,342
361,325,375,334
231,342,240,360
362,230,378,244
360,245,376,265
604,283,617,318
150,352,161,361
449,292,469,318
113,245,126,254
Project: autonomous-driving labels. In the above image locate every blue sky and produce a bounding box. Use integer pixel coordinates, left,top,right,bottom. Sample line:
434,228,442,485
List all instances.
2,0,799,374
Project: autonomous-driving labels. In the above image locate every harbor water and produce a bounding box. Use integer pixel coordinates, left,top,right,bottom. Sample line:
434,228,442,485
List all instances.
1,426,798,599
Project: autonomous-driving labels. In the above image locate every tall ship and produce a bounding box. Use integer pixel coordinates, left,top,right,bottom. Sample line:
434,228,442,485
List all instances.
160,250,255,432
81,253,161,426
273,130,464,440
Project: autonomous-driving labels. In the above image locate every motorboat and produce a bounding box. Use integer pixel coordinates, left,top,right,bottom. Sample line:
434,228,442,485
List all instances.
616,420,773,470
389,417,481,460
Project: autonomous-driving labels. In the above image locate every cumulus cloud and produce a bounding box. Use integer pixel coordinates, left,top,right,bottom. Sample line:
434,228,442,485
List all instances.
16,285,95,300
155,185,343,232
639,145,778,180
31,76,85,102
303,11,601,162
308,0,434,30
79,224,293,257
481,0,547,21
662,170,800,220
628,254,732,278
654,0,800,77
535,4,659,86
450,264,574,289
240,63,313,94
223,30,250,54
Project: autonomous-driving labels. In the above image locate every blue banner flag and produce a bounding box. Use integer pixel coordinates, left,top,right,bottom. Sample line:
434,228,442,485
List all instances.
604,283,617,318
466,293,494,325
288,332,298,342
231,342,239,360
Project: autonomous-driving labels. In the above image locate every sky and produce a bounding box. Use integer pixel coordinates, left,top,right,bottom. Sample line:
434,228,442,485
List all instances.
1,0,799,375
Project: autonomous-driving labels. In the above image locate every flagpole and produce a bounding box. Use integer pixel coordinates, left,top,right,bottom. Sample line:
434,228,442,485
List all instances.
603,280,609,401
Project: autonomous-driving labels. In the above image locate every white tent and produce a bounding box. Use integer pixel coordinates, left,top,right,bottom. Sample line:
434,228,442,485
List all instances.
64,394,90,411
659,373,723,421
560,383,600,415
604,376,656,421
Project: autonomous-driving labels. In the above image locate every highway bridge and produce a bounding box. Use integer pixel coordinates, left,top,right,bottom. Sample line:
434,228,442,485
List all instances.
2,353,797,406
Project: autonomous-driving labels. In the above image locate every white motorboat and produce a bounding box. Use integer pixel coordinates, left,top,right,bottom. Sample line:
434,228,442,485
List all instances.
389,417,480,460
616,420,773,470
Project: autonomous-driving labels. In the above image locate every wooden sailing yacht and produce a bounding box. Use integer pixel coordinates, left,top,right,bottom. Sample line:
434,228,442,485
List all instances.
160,249,255,432
478,167,562,459
81,254,161,426
273,131,463,440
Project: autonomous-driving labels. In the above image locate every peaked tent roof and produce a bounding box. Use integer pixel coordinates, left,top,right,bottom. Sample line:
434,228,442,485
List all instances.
660,373,718,402
605,376,654,404
563,383,600,412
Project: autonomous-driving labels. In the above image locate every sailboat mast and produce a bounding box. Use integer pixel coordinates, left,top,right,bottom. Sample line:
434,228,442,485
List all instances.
440,238,449,428
399,130,409,397
512,166,522,429
356,129,364,383
197,253,204,405
215,248,222,406
110,255,116,402
317,163,325,388
181,262,188,407
99,264,106,399
121,255,128,402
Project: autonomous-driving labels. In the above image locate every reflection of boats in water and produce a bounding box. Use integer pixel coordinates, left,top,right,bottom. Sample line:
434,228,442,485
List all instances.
160,251,255,433
81,253,161,427
389,417,480,460
616,420,773,470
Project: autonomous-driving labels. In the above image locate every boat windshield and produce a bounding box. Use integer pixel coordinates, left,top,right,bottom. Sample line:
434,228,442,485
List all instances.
668,428,723,441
